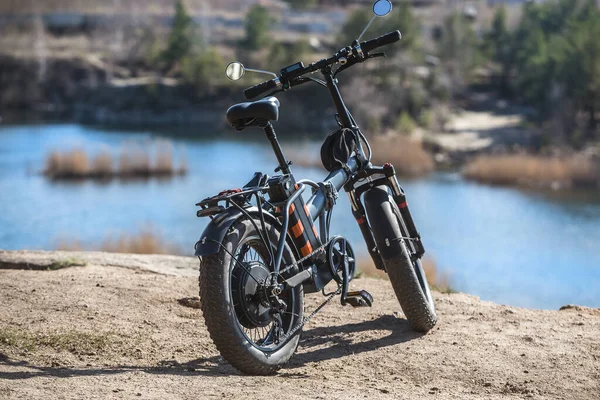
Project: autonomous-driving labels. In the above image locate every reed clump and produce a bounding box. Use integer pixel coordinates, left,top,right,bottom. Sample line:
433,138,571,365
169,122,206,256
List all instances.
370,135,435,177
464,154,600,189
56,227,182,255
44,140,188,181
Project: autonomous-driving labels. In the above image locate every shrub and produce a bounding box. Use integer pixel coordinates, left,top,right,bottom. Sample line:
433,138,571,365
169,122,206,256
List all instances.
395,111,417,136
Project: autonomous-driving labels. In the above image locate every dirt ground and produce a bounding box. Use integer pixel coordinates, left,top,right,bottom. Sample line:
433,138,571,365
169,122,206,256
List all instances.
1,251,599,399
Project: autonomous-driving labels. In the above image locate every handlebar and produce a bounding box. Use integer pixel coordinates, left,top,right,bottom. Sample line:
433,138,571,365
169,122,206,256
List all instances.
243,30,402,100
360,30,401,54
244,78,279,100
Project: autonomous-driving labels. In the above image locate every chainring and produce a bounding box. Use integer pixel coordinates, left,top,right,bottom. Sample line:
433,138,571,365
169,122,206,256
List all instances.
327,236,356,284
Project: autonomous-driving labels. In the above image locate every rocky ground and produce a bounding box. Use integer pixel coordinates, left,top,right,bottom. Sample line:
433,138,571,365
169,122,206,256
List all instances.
1,250,598,399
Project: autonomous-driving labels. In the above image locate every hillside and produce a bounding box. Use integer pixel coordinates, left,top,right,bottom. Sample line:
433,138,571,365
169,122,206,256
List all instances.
0,250,598,399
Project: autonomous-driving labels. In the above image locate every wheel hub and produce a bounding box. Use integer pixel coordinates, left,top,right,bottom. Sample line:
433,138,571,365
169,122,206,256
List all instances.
231,261,271,329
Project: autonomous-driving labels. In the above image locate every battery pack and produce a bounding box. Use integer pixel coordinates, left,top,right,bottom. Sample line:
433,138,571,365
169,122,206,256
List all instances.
268,175,322,261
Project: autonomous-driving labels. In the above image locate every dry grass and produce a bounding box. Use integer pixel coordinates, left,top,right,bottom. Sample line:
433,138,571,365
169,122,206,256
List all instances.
370,135,435,177
0,327,111,355
464,154,600,189
100,227,182,255
356,254,455,294
56,227,183,255
44,140,187,181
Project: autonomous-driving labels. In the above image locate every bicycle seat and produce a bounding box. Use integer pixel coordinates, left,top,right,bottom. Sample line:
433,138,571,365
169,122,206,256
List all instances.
226,97,280,130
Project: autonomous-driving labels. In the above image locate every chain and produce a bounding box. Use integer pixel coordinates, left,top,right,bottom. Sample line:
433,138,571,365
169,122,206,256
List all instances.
279,285,342,343
278,237,335,276
275,236,343,343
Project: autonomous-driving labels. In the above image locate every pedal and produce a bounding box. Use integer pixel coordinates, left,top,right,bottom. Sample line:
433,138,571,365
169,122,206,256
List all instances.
344,290,373,308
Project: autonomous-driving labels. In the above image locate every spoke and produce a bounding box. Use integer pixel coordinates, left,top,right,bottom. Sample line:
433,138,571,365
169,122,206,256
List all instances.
333,248,343,259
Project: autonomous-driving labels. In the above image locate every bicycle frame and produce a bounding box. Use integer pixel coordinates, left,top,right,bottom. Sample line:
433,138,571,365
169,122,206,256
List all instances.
196,64,425,293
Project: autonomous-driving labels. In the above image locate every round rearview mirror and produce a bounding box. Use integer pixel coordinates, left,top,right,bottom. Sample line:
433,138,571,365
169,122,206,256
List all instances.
225,61,245,81
373,0,392,17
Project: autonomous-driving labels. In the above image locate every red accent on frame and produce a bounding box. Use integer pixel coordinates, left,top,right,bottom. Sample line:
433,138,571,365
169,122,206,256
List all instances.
398,201,408,209
356,216,366,224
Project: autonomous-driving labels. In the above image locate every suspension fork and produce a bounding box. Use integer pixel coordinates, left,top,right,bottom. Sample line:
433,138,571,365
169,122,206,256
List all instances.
381,163,426,259
344,163,426,267
346,188,386,271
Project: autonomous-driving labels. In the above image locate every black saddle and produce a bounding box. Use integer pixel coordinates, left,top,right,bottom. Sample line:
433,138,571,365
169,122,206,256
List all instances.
226,97,280,131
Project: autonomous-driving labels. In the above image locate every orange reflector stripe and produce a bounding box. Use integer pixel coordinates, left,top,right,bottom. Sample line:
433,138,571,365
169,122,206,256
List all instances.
300,242,313,257
291,221,304,238
312,225,319,238
288,203,295,214
303,205,310,217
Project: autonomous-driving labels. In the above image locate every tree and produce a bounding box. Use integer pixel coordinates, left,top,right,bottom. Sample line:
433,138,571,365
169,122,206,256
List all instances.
269,40,312,69
244,5,272,51
161,1,195,71
552,7,600,138
437,12,482,91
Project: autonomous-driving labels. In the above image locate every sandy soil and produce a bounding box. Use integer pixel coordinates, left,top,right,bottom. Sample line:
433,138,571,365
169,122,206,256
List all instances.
1,251,599,399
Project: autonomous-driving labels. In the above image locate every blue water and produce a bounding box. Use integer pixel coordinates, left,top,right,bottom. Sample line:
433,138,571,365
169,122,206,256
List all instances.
1,123,599,310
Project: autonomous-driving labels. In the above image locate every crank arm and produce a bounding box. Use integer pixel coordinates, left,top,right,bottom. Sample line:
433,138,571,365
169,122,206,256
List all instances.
282,268,313,289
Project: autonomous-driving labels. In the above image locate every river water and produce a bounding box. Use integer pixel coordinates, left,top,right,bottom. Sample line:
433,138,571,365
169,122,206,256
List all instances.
1,123,599,310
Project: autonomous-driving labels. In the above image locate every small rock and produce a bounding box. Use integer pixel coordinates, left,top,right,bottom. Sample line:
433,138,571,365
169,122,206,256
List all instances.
136,394,142,397
483,382,492,387
524,370,529,374
187,367,196,372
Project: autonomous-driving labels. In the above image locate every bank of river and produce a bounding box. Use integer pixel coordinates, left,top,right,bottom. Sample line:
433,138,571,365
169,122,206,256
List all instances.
1,123,599,309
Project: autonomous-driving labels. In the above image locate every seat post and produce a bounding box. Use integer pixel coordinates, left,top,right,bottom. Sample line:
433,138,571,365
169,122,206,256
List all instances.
264,123,291,175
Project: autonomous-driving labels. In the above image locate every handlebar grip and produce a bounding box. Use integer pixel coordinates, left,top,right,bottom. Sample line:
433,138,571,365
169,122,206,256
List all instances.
244,79,279,100
360,30,402,54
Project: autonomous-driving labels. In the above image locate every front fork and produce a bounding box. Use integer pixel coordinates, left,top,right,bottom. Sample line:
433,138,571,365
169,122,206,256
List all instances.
344,163,425,270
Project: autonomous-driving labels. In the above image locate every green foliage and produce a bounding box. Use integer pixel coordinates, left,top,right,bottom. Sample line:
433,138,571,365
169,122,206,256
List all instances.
395,111,416,136
161,1,195,71
339,3,420,54
48,257,86,270
438,12,482,76
181,48,225,93
494,0,600,141
151,1,224,93
244,5,272,50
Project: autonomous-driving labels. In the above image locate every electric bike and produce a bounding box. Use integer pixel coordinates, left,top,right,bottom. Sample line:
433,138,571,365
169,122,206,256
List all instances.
194,0,437,375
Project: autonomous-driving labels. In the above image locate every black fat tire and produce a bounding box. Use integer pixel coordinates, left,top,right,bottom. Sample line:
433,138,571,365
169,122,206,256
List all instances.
199,218,303,375
364,186,437,332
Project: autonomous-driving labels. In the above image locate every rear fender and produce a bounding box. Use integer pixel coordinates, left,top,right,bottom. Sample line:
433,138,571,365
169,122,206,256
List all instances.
194,206,297,258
